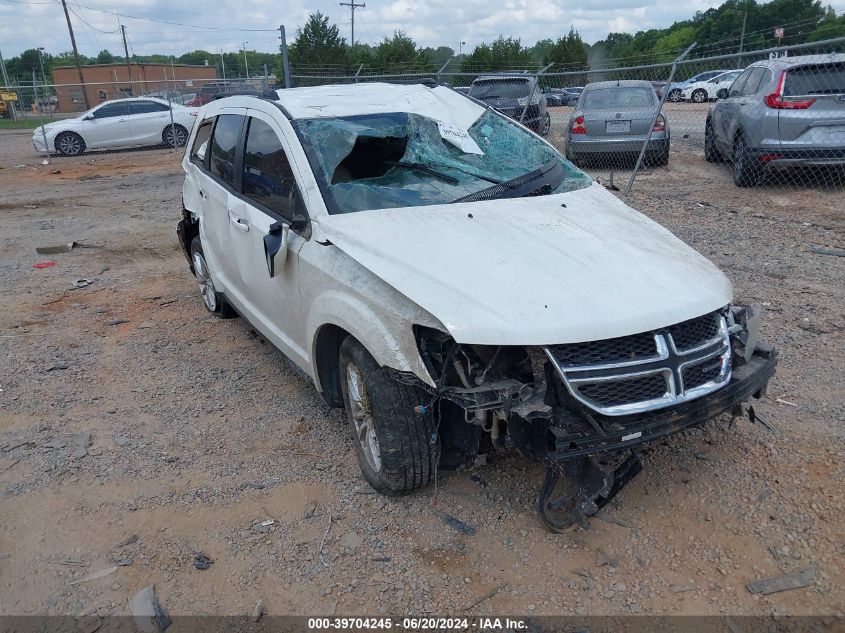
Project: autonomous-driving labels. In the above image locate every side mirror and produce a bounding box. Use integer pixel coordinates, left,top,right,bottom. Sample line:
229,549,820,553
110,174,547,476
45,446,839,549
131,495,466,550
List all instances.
263,222,289,278
83,113,94,120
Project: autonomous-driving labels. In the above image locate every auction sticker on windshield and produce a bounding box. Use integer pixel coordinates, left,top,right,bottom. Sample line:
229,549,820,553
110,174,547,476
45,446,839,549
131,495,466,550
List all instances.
437,121,484,155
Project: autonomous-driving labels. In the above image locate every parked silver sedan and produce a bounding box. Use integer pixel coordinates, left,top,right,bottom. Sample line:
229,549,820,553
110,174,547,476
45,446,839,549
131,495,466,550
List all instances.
565,80,670,167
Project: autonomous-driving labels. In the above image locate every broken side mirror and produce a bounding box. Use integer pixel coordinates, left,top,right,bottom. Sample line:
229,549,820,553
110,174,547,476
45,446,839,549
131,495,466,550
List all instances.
263,222,289,278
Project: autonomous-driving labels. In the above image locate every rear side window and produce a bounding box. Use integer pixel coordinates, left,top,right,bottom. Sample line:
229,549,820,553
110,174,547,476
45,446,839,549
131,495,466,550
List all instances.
242,118,304,219
129,101,169,115
93,102,129,118
728,69,753,97
191,118,215,164
209,114,244,187
741,68,767,96
784,63,845,96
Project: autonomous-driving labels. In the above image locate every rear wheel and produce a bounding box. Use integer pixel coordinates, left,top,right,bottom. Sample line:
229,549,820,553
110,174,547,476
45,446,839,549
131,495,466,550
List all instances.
704,119,721,163
668,88,682,102
55,131,86,157
339,336,440,496
692,89,708,104
732,134,760,187
647,142,670,167
189,236,236,318
540,112,551,136
162,124,189,148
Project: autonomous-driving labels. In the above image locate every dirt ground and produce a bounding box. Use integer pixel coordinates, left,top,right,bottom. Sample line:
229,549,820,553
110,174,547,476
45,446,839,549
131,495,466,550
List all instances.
0,128,843,622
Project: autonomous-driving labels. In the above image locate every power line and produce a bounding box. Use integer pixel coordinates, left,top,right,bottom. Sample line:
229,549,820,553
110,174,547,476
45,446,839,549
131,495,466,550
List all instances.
71,1,278,32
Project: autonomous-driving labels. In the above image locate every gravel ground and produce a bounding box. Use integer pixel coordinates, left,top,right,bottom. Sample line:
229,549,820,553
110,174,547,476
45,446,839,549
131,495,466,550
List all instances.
0,130,843,621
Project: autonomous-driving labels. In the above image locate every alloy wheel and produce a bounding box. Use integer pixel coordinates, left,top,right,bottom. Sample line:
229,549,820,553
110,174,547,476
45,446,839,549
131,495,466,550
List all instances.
165,125,187,148
346,363,382,472
57,133,83,156
192,251,218,312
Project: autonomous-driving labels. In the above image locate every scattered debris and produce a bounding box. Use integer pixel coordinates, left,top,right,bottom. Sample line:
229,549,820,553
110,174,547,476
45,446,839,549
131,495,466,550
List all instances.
129,585,171,633
36,243,77,255
45,557,88,567
114,558,133,566
670,579,697,594
775,397,797,407
193,553,214,570
463,583,507,610
0,553,10,560
251,599,265,622
106,319,129,326
114,434,130,447
114,534,139,548
237,481,265,490
434,510,476,535
304,500,317,518
76,615,101,633
69,565,118,586
50,170,62,175
595,548,613,567
3,440,35,452
594,512,633,529
808,246,845,258
46,362,69,372
319,514,333,568
747,567,815,595
32,261,57,269
40,438,66,450
72,278,94,289
74,431,91,459
78,174,103,181
0,458,20,473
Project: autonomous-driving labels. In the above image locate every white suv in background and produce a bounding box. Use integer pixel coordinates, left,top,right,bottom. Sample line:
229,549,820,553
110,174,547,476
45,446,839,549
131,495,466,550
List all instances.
177,83,776,531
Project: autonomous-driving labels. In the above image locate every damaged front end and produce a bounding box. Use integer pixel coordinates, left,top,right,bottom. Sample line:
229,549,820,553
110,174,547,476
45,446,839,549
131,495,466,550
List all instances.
391,306,777,532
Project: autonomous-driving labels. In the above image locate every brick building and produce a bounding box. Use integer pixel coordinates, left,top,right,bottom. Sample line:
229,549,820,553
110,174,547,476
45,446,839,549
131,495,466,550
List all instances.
52,63,218,112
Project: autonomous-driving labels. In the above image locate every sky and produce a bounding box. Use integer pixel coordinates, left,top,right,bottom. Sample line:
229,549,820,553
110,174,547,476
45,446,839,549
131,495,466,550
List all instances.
2,0,844,60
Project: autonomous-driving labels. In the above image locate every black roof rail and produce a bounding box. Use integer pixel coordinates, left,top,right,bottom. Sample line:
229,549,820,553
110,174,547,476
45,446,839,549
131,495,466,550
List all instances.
380,78,438,87
212,88,279,101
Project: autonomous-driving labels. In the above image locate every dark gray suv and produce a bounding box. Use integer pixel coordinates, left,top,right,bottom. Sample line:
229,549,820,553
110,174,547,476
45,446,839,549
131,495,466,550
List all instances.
705,54,845,186
469,75,550,136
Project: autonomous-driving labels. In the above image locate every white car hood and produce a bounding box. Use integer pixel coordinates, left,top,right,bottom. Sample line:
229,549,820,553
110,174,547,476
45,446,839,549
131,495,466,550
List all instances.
317,182,733,345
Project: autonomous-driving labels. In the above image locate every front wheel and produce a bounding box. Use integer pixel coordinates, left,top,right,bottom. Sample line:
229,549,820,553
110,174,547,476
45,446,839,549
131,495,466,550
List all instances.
339,337,440,496
704,120,721,163
55,131,86,157
162,124,188,148
692,89,708,104
540,112,551,136
668,89,682,102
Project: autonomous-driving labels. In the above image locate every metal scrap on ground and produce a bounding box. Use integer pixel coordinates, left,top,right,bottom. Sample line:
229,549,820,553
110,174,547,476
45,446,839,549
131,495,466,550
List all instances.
746,567,816,595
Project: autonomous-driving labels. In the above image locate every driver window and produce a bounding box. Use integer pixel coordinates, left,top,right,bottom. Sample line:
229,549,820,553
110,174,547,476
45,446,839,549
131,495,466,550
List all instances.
242,117,305,220
93,102,129,119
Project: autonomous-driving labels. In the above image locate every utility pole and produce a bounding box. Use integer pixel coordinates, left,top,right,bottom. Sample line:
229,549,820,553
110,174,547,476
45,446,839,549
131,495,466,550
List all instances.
242,42,249,78
339,0,365,50
120,24,133,94
738,10,748,53
60,0,89,109
220,50,226,82
279,25,291,89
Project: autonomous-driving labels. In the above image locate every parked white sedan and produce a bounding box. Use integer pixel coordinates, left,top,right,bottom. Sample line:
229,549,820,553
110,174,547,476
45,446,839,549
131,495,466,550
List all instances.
32,97,198,156
681,70,744,103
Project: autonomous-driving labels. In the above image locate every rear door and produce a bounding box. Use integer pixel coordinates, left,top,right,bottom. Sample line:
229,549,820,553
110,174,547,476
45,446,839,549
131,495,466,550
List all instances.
777,62,845,151
581,87,657,137
713,68,754,147
195,111,247,295
127,100,171,145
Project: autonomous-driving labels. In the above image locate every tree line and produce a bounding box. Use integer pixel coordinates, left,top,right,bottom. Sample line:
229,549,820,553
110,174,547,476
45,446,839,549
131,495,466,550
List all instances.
2,0,842,85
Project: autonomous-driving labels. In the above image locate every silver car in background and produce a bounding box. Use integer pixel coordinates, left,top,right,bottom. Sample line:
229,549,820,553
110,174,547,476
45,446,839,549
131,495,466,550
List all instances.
565,80,670,167
705,54,845,186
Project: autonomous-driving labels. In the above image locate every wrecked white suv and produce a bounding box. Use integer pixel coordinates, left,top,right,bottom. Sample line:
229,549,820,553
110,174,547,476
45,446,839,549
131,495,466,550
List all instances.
177,83,776,531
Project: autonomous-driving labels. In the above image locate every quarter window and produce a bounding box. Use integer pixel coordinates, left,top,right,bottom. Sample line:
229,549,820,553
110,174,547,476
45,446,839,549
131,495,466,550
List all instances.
209,114,244,187
242,117,304,219
191,118,215,164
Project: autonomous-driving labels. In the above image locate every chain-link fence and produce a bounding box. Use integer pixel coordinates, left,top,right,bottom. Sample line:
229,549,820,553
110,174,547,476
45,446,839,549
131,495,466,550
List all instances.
290,36,845,192
2,37,843,193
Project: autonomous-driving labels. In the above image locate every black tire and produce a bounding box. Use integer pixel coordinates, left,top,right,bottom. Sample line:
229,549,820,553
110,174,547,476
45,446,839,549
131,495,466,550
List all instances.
732,134,760,187
692,88,708,104
668,88,682,102
55,131,86,157
704,119,722,163
162,123,189,148
339,336,440,496
189,236,237,318
647,141,670,167
716,88,728,100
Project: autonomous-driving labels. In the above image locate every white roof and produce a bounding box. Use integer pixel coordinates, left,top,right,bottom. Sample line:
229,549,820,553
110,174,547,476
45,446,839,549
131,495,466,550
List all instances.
273,82,486,129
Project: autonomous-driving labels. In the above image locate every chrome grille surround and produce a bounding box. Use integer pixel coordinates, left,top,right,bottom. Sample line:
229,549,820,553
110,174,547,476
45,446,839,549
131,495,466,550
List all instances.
545,313,732,416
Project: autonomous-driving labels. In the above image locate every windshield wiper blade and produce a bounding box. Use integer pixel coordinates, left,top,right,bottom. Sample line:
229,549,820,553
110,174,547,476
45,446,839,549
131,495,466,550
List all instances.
384,161,459,185
452,159,565,204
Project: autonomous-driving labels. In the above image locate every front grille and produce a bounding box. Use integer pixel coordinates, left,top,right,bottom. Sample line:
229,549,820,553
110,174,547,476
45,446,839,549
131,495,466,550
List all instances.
669,312,721,351
545,311,731,416
579,374,667,408
552,331,657,367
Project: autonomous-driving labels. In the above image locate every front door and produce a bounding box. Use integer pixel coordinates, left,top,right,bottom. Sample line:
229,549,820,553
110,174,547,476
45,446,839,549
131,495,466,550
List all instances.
223,111,310,368
84,101,132,148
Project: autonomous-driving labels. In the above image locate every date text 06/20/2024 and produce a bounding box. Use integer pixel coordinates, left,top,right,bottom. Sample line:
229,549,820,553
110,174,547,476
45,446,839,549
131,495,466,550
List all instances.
306,617,528,630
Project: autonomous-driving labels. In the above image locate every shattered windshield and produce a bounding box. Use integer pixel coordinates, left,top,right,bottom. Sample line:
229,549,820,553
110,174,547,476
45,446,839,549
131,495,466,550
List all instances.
294,109,591,214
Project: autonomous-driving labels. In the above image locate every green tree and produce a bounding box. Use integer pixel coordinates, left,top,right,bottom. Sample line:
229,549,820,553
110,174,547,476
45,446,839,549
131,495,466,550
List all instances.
288,12,348,70
372,31,429,72
96,49,115,64
547,27,588,69
462,36,534,72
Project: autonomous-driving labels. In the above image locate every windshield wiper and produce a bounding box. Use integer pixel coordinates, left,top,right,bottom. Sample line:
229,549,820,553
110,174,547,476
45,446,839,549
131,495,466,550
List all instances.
384,161,459,185
452,159,565,204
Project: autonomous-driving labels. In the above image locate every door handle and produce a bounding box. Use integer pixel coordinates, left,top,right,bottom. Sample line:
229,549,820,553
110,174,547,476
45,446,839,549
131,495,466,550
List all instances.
199,190,205,198
230,216,250,232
